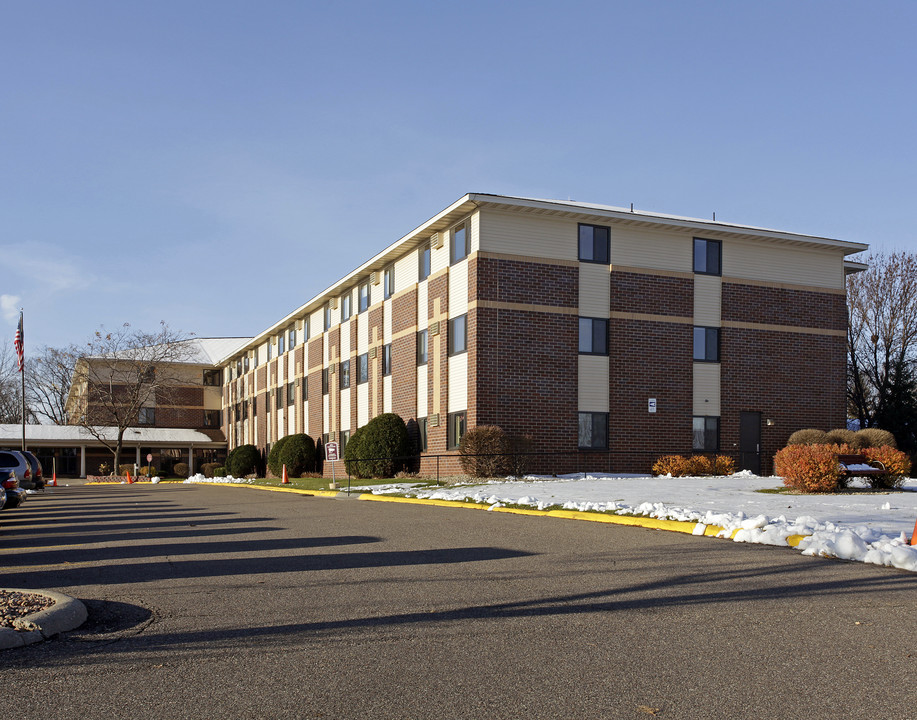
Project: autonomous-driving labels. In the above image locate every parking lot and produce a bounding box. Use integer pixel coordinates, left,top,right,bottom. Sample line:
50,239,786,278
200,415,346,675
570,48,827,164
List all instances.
2,483,916,719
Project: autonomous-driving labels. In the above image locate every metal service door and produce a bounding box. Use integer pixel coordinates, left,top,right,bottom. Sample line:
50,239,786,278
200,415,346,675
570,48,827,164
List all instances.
739,411,762,474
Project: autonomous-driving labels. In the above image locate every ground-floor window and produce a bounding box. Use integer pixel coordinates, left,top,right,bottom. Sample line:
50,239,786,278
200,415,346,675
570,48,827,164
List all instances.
447,411,466,450
693,416,720,451
578,412,608,450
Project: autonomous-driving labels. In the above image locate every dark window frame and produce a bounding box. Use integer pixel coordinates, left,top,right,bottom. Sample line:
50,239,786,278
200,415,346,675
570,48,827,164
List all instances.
448,314,468,356
447,411,467,450
278,333,285,356
450,222,470,264
578,223,610,264
693,326,720,362
383,266,394,299
287,382,295,406
417,329,429,365
358,281,370,313
322,368,329,395
418,417,428,452
341,293,352,321
693,237,722,276
382,343,392,376
578,412,608,450
693,416,720,451
578,317,609,355
138,407,155,426
419,243,431,281
340,360,351,389
301,378,309,400
357,353,369,384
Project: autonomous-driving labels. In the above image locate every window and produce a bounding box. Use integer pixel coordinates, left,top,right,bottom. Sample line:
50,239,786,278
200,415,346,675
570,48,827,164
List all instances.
235,359,242,376
382,343,392,376
694,238,721,275
341,293,352,321
287,382,295,405
578,412,608,449
243,355,250,372
447,411,466,449
204,409,220,427
301,379,309,400
419,243,431,281
340,430,350,453
266,391,271,414
383,266,394,299
138,407,155,425
417,329,428,365
276,389,283,409
357,353,368,384
322,368,329,395
579,317,608,355
289,327,296,348
693,416,720,451
340,360,351,389
359,281,370,313
418,417,428,452
203,369,222,386
242,401,248,420
693,327,720,362
449,314,467,355
303,317,310,341
278,333,285,355
578,224,610,264
450,222,469,264
253,347,259,367
267,341,272,362
324,304,331,331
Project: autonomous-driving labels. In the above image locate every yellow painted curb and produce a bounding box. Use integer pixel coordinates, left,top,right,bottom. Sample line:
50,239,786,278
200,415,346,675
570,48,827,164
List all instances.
358,494,491,510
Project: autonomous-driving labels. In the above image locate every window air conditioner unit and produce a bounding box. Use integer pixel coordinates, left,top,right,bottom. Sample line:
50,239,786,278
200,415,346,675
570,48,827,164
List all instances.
429,413,440,427
370,271,380,285
369,347,377,359
329,363,336,374
330,297,338,309
430,321,440,336
430,232,442,249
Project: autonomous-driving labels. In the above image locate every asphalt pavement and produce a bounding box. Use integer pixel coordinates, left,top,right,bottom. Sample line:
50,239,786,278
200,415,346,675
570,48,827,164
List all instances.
1,483,916,719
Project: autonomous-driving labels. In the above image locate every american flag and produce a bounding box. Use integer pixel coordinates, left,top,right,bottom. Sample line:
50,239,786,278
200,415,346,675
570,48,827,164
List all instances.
13,311,23,372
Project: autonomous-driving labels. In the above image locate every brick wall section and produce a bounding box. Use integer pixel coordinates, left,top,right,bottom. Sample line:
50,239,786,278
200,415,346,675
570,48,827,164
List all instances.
477,257,578,307
427,273,449,452
308,338,323,440
721,283,847,331
610,271,693,317
609,319,694,470
391,289,417,424
721,328,846,474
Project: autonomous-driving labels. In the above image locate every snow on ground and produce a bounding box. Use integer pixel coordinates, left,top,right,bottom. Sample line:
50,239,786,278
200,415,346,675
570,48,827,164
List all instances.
364,472,917,573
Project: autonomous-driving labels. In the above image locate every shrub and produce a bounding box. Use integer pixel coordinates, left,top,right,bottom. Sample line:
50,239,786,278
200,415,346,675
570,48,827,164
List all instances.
652,455,690,477
200,462,218,478
856,428,897,449
786,429,828,446
824,428,859,448
459,426,511,478
119,464,133,476
686,455,715,476
863,446,911,489
98,462,111,475
227,444,260,477
775,444,842,493
279,434,317,477
212,466,226,478
138,465,157,477
713,455,735,475
267,436,293,478
173,462,189,478
507,434,534,477
343,426,368,478
353,413,411,478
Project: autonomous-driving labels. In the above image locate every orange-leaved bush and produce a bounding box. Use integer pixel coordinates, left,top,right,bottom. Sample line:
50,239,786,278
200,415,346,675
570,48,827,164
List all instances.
652,455,690,477
863,446,912,489
774,444,843,493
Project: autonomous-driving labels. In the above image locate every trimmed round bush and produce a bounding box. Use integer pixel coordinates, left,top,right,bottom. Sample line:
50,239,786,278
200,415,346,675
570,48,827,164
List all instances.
686,455,715,476
863,446,911,489
787,429,828,446
200,462,218,479
357,414,411,478
343,426,368,478
775,444,842,493
459,425,510,478
173,462,189,478
279,434,317,477
212,466,226,478
228,444,260,477
652,455,690,477
713,455,736,475
856,428,897,449
267,435,293,478
824,428,859,448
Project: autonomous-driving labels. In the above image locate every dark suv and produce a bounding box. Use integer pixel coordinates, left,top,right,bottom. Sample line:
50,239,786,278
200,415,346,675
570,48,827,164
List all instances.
18,450,44,490
0,449,33,489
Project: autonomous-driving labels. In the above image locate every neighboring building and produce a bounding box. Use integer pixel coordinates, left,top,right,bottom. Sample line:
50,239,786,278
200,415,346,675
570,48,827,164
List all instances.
219,193,868,476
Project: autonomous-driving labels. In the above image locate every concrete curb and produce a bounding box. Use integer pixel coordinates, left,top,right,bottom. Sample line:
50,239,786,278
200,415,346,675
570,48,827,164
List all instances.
0,590,88,650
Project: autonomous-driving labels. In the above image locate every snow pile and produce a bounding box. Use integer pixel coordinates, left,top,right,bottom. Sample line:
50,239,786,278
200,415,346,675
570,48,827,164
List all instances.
183,473,252,484
369,473,917,572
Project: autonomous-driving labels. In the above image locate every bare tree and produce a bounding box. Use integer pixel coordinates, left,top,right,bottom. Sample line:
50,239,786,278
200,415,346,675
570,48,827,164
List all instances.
847,251,917,451
70,322,194,472
0,339,36,424
26,344,79,425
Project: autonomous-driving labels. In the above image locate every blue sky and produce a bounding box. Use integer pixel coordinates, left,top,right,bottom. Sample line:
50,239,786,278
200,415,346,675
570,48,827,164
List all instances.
2,0,915,350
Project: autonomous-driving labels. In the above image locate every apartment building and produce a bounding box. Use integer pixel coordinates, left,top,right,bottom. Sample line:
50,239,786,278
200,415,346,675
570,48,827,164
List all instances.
222,194,867,475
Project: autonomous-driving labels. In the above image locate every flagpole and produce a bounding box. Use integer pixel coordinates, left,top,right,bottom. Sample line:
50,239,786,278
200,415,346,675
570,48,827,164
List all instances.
20,309,25,452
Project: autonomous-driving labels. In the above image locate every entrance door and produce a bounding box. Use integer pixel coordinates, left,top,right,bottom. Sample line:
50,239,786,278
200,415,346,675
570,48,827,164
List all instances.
739,411,761,474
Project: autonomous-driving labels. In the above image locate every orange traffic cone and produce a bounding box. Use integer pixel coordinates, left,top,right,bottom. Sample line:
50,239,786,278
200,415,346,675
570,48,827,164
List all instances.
126,470,133,484
51,470,57,487
910,518,917,546
281,464,289,484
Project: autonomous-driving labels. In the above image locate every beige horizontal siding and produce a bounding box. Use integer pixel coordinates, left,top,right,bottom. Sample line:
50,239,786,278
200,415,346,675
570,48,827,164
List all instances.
723,238,846,289
479,208,577,262
578,356,610,412
393,250,417,294
693,363,721,416
579,262,610,317
357,382,369,428
610,225,693,272
449,261,469,315
694,274,722,326
448,353,468,413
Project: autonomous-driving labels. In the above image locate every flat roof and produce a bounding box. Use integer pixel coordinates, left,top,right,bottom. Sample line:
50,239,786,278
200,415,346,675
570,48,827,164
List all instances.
0,424,226,447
